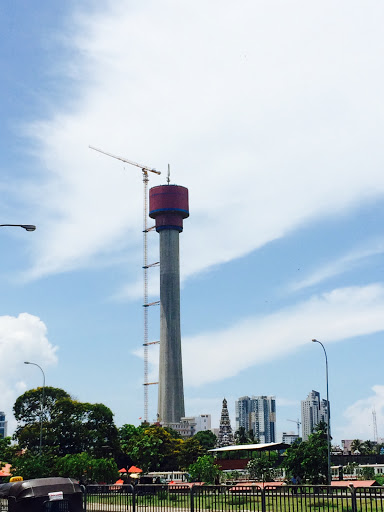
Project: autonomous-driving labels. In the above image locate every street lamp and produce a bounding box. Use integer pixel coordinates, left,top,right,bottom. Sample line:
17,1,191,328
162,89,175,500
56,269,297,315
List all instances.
0,224,36,231
312,339,331,485
24,361,45,456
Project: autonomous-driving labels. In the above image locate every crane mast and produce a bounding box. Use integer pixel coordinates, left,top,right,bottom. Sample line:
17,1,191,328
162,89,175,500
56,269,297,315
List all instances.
89,145,160,422
287,418,302,437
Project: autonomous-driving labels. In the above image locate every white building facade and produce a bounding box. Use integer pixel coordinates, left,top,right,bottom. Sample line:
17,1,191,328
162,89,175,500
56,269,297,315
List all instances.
282,432,299,444
301,390,329,441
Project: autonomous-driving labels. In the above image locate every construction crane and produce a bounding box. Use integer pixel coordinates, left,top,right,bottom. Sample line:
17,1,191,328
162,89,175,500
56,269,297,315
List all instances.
287,418,302,437
89,145,161,423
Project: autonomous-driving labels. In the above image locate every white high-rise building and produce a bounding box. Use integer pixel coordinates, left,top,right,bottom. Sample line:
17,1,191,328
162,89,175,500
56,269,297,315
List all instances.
235,396,276,443
301,390,329,441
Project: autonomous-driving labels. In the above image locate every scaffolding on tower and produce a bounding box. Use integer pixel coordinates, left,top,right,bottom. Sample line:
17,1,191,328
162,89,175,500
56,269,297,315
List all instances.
89,145,160,422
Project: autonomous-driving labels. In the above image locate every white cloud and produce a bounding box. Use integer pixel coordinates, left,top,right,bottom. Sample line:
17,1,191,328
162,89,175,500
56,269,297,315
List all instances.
18,0,384,292
179,283,384,386
290,240,384,292
0,313,58,435
337,385,384,441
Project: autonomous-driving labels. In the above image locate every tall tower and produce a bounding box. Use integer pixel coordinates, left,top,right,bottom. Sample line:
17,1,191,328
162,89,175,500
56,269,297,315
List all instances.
217,398,234,447
149,184,189,424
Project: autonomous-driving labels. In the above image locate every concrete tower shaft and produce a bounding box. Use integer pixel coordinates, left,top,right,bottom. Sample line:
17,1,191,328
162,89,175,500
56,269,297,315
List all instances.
149,185,189,424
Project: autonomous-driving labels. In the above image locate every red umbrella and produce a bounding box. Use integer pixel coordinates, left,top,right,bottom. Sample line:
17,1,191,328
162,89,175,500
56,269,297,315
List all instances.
128,466,142,473
119,468,127,473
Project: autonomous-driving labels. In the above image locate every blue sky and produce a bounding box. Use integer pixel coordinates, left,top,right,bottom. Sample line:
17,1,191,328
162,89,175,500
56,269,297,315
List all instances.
1,1,384,446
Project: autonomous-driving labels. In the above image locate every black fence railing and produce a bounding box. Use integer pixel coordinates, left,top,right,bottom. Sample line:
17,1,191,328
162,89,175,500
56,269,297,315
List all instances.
84,483,384,512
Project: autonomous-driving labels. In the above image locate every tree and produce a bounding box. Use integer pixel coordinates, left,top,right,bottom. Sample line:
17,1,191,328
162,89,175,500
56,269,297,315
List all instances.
56,453,119,483
121,425,180,472
188,455,221,484
283,423,328,484
193,430,217,452
10,450,58,480
351,439,363,454
358,466,375,480
13,388,119,457
14,387,71,425
234,427,249,445
178,437,203,469
361,440,375,455
234,427,259,445
246,452,278,482
0,437,15,465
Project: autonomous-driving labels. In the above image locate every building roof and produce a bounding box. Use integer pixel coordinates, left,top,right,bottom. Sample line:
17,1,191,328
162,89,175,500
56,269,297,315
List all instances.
209,442,290,453
331,480,379,487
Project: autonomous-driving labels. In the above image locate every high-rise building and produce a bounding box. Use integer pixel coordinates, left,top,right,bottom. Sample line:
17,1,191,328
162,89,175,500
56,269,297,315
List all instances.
235,396,276,443
301,390,329,441
0,411,7,438
217,398,234,447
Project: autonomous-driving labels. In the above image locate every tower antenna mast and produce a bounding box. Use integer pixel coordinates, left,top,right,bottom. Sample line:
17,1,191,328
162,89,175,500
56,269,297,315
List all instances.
89,145,160,422
373,409,378,444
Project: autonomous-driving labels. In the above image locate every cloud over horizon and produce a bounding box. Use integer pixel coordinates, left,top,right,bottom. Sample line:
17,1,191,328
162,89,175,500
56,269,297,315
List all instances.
180,283,384,386
17,0,384,296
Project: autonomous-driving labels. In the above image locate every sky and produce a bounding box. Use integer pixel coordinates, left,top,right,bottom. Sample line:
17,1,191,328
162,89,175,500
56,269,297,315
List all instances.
0,0,383,447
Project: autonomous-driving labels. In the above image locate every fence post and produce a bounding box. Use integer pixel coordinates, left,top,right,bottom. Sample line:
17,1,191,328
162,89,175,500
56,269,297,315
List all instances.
261,486,266,512
349,484,357,512
132,484,136,512
83,487,87,511
190,484,195,512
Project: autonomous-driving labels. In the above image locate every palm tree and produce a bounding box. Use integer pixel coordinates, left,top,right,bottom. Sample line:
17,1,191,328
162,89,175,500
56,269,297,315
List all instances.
351,439,363,454
362,440,375,454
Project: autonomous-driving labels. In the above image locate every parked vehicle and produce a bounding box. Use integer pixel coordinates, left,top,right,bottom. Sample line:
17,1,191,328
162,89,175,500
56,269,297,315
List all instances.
0,477,83,511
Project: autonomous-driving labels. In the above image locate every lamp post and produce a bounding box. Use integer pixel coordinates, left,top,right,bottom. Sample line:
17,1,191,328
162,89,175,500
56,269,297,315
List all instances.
0,224,36,231
24,362,45,456
312,339,331,485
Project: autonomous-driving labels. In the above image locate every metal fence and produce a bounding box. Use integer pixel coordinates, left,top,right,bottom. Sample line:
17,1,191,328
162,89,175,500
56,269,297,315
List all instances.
84,483,384,512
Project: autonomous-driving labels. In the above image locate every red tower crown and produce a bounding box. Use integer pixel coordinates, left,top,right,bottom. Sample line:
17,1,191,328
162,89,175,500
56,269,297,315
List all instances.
149,185,189,232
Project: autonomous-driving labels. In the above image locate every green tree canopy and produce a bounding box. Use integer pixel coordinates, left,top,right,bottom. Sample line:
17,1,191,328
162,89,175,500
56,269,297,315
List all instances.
0,436,15,466
234,427,259,445
14,387,70,425
193,430,217,452
10,449,58,480
120,424,181,472
246,452,278,482
283,422,328,484
178,437,203,469
188,455,221,484
351,439,363,453
56,453,119,483
13,387,119,457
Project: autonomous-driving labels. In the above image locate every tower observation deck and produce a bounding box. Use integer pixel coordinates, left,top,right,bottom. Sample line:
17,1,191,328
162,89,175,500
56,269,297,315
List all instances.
149,184,189,424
